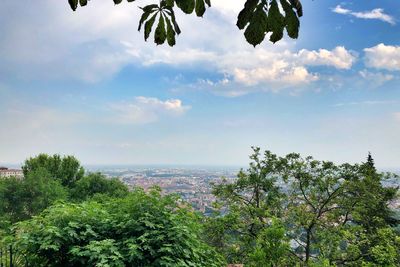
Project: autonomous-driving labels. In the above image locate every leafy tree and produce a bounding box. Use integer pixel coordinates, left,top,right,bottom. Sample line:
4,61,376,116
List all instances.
14,188,224,266
207,148,399,266
22,154,85,187
70,172,129,201
206,147,294,266
0,169,67,224
67,0,303,47
0,176,26,224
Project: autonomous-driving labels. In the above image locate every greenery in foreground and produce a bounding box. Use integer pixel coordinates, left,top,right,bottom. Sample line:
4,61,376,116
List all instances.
0,150,399,266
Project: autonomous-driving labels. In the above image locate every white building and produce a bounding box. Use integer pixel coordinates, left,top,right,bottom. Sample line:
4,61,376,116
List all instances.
0,167,24,179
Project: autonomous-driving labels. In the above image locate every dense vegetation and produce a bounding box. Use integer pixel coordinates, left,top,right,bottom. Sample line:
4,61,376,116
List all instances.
0,150,399,266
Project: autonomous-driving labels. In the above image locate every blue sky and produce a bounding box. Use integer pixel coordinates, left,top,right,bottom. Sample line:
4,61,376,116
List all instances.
0,0,399,167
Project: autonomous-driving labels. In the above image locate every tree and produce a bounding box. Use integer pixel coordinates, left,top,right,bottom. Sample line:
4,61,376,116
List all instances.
14,188,224,266
70,172,129,201
207,148,399,266
206,147,294,266
0,169,67,224
67,0,303,47
22,154,85,188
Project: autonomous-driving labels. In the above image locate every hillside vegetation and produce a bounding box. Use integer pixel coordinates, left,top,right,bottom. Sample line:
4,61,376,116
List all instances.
0,149,399,266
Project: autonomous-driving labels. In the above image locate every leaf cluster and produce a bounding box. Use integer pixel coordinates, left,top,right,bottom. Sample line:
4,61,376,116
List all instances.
67,0,301,46
14,188,224,266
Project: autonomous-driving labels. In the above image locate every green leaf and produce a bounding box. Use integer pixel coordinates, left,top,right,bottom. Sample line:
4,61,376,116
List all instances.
289,0,303,17
204,0,211,7
79,0,88,7
144,13,158,41
165,8,181,34
280,0,299,39
138,7,157,31
68,0,78,11
165,16,176,47
141,4,159,12
268,0,285,43
236,0,258,30
195,0,206,17
154,14,167,45
165,0,174,7
175,0,195,14
244,3,268,47
113,0,123,4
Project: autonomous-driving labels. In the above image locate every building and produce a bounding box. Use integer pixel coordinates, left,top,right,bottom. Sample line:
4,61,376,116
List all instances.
0,167,24,179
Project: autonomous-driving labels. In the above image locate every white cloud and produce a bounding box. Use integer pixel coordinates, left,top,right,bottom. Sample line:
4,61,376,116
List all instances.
163,45,356,95
0,1,359,96
332,5,395,25
364,43,400,71
332,5,351,15
333,100,399,107
358,69,394,87
109,97,190,124
296,46,356,69
197,46,353,92
233,64,317,87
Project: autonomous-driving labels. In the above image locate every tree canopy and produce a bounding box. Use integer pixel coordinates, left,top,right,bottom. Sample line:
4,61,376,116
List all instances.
22,154,85,188
70,172,129,201
14,188,224,267
67,0,303,47
0,154,129,224
0,168,67,224
1,150,399,266
206,147,400,266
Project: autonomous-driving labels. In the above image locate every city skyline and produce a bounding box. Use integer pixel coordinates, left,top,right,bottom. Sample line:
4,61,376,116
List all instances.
1,1,400,168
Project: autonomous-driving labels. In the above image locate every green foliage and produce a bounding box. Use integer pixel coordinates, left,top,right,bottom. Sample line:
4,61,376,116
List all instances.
2,150,398,266
0,169,67,224
237,0,302,46
70,172,129,201
14,188,225,266
154,13,167,45
243,3,269,47
280,0,299,39
22,154,84,187
207,148,399,266
208,147,290,265
67,0,300,46
248,219,290,267
175,0,195,14
137,0,186,47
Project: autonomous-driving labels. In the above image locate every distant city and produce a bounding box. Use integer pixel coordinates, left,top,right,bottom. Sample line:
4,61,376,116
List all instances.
86,165,241,214
1,163,399,214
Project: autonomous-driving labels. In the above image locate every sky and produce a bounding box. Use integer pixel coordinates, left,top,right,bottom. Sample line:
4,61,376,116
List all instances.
0,0,399,168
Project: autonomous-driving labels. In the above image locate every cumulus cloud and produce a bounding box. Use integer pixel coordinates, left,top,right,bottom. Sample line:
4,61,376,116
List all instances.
332,5,395,25
109,97,191,124
233,64,317,87
364,43,400,71
296,47,356,69
163,45,356,95
211,46,353,90
0,1,357,95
